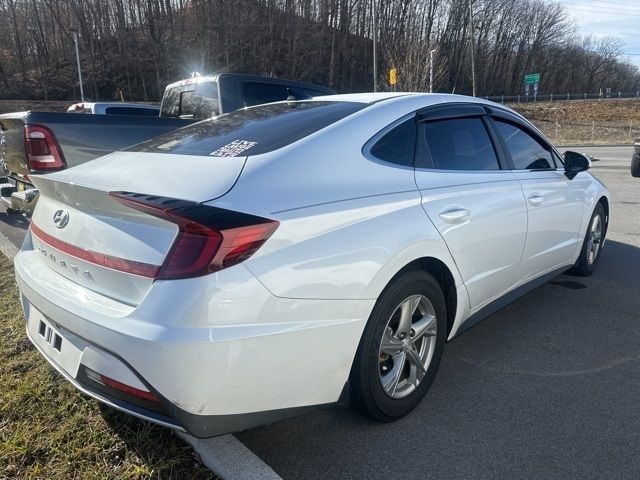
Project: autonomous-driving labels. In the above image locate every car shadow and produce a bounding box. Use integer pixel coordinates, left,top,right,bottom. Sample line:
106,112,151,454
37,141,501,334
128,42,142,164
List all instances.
234,239,640,480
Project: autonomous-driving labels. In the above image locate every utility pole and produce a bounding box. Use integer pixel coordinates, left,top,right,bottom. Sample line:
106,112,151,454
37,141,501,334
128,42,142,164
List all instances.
372,0,378,92
468,0,477,97
70,27,84,102
429,48,437,93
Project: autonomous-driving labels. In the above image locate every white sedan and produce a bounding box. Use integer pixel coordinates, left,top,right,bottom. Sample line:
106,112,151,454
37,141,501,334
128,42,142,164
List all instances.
15,93,609,437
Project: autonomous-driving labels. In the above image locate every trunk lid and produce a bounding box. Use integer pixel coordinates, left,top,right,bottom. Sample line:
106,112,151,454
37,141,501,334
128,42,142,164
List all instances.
28,152,246,305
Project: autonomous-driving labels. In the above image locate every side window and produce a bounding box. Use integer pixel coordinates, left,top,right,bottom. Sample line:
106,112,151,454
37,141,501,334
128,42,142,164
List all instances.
369,118,416,167
242,82,289,107
493,119,555,170
422,117,500,170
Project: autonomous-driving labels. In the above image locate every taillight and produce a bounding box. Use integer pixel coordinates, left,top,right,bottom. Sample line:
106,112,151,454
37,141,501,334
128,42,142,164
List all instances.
85,368,158,402
109,192,278,280
24,124,66,172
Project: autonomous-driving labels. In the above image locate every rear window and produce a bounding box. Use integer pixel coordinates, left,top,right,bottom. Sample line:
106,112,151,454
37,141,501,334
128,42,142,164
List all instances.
160,81,219,119
104,106,158,116
130,101,366,157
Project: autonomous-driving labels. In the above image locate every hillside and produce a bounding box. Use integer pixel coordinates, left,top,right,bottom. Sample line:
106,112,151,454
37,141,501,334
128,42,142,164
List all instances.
510,98,640,145
0,100,70,115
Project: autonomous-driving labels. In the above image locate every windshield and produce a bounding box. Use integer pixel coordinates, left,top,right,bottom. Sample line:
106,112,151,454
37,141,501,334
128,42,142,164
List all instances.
130,101,366,157
160,81,219,119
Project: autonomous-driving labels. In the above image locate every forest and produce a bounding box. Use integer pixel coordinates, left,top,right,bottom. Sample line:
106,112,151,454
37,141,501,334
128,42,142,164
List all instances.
0,0,638,101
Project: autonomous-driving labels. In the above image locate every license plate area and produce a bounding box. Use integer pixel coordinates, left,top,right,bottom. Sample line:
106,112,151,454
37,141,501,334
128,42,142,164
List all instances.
37,318,63,352
26,301,83,378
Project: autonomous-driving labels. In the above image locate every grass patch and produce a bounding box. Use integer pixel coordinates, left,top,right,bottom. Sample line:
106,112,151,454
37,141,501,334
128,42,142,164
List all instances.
0,254,215,479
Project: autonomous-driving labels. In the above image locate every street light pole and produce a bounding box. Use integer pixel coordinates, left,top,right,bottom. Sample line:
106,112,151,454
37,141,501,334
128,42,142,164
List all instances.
429,48,437,93
372,0,378,92
468,0,477,97
71,28,84,102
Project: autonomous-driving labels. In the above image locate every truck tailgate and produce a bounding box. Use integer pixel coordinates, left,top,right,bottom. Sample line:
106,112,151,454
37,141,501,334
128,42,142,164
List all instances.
1,111,195,176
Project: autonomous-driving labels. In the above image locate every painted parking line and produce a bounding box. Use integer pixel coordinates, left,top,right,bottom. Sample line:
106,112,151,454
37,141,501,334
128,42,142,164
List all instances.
178,433,282,480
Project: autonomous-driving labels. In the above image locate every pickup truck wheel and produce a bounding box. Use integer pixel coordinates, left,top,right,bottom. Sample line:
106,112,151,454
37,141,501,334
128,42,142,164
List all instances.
571,203,606,276
631,153,640,178
350,270,446,422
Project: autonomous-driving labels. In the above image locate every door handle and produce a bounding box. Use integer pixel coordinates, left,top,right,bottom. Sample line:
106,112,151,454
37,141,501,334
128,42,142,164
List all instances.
439,207,471,224
527,194,544,206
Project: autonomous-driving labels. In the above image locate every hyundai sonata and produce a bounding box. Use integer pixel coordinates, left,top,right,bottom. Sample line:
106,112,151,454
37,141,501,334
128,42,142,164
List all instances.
15,93,609,437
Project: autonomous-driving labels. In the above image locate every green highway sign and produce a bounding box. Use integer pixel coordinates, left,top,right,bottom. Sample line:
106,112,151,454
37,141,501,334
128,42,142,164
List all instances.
524,73,540,85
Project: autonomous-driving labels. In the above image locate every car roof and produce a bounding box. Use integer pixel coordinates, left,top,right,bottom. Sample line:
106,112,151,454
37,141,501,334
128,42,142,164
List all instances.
164,73,335,93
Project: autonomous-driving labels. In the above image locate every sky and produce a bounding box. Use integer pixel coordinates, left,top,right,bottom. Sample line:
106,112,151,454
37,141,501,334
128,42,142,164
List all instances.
559,0,640,67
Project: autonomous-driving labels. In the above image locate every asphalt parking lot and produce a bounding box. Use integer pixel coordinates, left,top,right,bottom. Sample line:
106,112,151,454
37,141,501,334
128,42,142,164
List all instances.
0,146,638,479
237,146,640,480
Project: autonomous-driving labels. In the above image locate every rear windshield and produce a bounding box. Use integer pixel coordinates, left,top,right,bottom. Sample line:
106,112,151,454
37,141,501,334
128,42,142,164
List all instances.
130,101,366,157
104,106,159,116
160,81,219,119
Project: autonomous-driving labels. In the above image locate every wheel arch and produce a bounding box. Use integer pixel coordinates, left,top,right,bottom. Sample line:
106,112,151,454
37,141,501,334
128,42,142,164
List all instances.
377,257,458,338
598,195,609,224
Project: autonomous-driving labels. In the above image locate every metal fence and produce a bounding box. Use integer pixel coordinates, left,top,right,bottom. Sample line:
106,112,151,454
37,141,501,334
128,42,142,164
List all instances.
530,119,640,146
483,91,640,104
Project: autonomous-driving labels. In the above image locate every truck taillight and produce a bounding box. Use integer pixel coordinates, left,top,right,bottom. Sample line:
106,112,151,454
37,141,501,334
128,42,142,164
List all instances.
24,124,66,172
109,192,279,280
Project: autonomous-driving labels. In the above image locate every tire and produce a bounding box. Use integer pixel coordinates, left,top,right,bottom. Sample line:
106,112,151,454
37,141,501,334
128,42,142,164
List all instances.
571,202,606,276
350,270,447,422
631,153,640,178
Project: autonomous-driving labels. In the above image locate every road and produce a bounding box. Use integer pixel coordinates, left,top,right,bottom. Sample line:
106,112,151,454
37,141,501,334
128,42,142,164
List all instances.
1,147,638,479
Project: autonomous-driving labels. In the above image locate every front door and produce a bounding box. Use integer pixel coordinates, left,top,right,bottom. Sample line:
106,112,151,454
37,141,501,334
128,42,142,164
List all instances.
489,117,586,283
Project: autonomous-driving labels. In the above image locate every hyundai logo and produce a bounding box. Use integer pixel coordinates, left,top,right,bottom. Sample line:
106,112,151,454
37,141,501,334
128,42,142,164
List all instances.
52,209,69,229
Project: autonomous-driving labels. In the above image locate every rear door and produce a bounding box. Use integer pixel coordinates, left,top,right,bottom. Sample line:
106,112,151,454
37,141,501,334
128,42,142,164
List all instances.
488,113,587,282
414,104,527,308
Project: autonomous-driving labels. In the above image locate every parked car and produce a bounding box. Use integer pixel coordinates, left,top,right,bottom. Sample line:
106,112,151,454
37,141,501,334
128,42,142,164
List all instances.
0,73,335,213
15,93,609,438
66,102,160,116
632,138,640,177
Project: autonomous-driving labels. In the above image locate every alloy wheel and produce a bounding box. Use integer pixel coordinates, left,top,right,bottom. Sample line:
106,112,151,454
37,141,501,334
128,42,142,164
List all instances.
378,294,438,399
586,214,603,266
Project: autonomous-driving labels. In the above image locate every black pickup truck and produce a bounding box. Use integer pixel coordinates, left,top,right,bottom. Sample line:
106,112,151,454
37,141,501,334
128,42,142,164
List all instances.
632,138,640,177
0,73,334,213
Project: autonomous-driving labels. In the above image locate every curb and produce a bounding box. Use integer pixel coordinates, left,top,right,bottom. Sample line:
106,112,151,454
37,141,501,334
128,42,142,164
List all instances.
177,433,282,480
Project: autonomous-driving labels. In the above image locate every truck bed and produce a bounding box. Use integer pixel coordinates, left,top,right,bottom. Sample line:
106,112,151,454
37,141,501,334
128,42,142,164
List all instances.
0,111,193,177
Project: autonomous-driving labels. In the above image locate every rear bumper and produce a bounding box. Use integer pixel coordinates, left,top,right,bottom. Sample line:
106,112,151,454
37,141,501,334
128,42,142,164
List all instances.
22,304,323,437
15,247,371,437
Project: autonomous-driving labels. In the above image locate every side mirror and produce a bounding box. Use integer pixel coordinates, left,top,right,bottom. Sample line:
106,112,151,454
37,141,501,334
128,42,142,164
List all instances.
564,151,590,179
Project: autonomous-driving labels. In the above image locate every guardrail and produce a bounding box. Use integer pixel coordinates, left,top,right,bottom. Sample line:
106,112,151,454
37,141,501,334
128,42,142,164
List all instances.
482,91,640,104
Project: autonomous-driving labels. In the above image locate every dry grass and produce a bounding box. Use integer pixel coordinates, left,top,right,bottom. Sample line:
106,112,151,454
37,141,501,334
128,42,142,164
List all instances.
0,254,215,479
510,98,640,145
510,98,640,124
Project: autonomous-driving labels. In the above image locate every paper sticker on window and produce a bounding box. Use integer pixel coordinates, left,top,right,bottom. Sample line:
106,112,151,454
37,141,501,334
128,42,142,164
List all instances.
210,140,258,157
